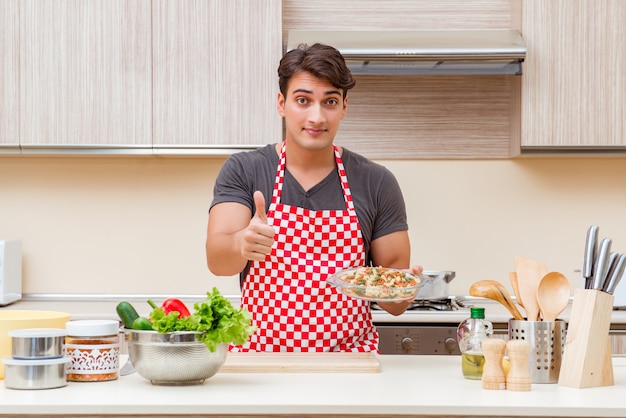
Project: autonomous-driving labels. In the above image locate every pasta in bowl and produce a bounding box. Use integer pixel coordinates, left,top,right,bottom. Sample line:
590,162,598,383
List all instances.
326,266,424,302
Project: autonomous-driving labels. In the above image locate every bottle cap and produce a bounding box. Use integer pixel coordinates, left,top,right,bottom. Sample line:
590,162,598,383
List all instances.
470,307,485,319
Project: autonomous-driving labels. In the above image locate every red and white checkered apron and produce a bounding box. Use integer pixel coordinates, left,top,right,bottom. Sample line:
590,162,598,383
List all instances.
232,143,378,352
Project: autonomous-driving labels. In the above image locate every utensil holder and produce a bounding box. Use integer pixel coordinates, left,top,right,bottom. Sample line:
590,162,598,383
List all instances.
508,319,565,383
558,289,614,388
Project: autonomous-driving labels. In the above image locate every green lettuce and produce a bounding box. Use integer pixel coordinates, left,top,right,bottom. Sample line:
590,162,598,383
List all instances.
149,287,256,351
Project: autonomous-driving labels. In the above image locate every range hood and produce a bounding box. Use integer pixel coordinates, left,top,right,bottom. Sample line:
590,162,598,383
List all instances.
287,30,526,76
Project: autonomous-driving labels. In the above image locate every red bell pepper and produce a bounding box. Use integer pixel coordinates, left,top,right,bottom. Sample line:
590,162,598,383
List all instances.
148,298,191,318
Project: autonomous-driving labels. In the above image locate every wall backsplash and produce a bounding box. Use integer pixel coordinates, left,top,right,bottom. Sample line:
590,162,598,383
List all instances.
2,155,626,299
3,0,625,306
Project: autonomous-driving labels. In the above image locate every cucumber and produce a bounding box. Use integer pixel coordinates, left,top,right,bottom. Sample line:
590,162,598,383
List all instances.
116,301,140,329
132,317,154,330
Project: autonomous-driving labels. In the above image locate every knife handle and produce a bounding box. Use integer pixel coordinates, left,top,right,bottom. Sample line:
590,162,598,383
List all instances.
600,252,618,291
593,238,612,290
583,225,599,280
606,254,626,295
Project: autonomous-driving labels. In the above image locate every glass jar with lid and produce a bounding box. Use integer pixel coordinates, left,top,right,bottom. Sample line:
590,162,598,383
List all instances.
65,319,120,382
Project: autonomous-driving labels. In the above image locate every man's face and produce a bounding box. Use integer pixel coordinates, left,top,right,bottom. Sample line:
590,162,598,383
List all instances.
277,71,348,152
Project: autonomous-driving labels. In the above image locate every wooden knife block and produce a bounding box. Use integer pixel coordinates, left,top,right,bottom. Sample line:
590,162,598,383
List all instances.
558,289,614,388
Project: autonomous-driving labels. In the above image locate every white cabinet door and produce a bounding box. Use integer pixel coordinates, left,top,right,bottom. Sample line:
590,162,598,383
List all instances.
522,0,626,149
152,0,283,150
1,0,19,151
20,0,152,149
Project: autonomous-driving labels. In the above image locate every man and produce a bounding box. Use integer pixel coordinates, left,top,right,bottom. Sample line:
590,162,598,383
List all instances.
206,43,422,352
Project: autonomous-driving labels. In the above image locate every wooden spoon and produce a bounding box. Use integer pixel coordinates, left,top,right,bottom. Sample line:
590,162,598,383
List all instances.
536,272,570,322
514,256,548,321
469,280,525,321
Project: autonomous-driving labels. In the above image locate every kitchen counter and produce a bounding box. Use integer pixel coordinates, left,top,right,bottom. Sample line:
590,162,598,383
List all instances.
2,354,626,417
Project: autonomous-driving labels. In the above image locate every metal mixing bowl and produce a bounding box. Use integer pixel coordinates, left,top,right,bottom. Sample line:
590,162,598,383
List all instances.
124,329,227,385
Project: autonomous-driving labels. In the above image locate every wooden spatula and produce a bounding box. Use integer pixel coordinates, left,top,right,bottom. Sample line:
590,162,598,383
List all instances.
514,256,548,321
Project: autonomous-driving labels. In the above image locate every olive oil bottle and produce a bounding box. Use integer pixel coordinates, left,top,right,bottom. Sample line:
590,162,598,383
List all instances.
457,307,493,380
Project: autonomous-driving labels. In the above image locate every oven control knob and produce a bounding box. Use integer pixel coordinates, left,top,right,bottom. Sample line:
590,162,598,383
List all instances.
400,337,413,350
444,337,458,352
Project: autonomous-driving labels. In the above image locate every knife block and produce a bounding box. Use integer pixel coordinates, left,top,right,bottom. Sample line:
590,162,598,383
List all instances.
558,289,614,388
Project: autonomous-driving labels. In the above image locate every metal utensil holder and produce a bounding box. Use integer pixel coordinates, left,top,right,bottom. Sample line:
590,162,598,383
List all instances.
508,319,565,383
558,289,614,388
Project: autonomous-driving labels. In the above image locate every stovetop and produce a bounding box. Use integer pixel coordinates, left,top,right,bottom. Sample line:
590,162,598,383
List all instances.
371,296,471,312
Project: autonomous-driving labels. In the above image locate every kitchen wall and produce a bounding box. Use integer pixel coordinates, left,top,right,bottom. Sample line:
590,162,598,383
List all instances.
2,155,626,298
2,0,625,301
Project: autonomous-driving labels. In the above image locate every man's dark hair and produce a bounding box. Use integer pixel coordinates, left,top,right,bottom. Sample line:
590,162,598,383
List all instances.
278,43,356,99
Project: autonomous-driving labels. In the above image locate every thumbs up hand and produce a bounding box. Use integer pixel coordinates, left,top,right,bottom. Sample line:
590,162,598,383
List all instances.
252,190,268,224
241,191,275,261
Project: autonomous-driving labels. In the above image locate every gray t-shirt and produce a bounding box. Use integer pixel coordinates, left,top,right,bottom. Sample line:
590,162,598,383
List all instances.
210,144,408,281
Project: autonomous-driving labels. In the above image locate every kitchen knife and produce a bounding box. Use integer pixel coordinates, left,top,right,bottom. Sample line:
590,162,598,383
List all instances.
583,225,599,289
605,253,626,295
601,252,619,291
593,237,612,290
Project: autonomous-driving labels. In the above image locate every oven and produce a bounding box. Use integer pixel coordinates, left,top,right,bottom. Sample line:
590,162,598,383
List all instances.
373,297,469,355
376,323,462,355
373,297,511,355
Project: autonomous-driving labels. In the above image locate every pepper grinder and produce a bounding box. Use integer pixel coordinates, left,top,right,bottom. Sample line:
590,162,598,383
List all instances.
481,338,506,390
506,339,531,391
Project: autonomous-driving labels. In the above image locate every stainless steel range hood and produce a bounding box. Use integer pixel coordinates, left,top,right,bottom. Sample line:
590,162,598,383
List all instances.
287,30,526,76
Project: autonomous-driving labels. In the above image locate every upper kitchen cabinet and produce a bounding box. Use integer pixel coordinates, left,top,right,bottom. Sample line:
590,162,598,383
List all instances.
152,0,282,152
0,1,19,153
19,1,152,152
283,0,523,159
521,0,626,150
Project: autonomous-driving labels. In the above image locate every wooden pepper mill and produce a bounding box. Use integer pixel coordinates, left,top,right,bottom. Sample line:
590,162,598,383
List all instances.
481,338,506,390
506,339,531,391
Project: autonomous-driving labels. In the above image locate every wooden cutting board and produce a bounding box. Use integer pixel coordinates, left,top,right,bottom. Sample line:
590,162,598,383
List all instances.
220,352,380,373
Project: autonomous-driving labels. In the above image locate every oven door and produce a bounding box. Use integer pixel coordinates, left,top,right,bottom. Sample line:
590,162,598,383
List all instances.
376,324,461,355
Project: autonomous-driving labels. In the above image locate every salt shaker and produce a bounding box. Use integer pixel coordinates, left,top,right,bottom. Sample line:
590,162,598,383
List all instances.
481,338,506,390
506,339,531,391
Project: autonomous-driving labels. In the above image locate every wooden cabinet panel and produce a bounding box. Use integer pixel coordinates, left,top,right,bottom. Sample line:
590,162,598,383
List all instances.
0,0,19,150
337,75,521,159
283,0,519,37
20,0,152,148
10,0,522,156
283,0,522,159
522,0,626,149
152,0,282,148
